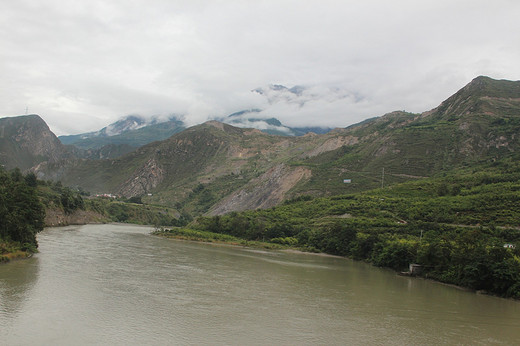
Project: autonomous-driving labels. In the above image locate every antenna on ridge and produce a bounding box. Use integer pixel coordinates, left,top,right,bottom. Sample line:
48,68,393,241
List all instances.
25,106,28,115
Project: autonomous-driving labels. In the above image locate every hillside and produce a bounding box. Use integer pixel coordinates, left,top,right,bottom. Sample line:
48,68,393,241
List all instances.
4,76,519,296
36,121,337,214
289,76,520,194
6,76,520,219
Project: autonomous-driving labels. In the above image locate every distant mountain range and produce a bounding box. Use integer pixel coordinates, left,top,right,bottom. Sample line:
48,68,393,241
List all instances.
58,108,332,158
58,115,186,157
1,76,519,217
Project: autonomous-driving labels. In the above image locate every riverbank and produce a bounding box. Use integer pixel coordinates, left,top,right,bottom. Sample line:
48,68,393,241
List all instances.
44,208,109,227
0,241,33,264
152,227,295,251
153,228,364,259
2,210,107,263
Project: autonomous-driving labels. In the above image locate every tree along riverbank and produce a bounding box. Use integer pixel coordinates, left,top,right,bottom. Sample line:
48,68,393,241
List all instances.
0,168,44,263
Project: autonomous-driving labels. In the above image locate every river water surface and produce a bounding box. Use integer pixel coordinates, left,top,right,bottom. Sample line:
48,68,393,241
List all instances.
1,224,520,345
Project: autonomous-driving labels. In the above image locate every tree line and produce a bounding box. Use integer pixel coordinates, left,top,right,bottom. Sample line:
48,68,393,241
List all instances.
0,168,45,252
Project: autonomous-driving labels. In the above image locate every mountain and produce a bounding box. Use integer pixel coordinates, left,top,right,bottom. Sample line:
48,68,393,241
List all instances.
324,76,520,179
431,76,520,118
59,115,186,151
60,108,331,157
36,121,333,213
12,76,520,218
221,83,340,135
61,115,150,142
67,143,137,160
0,114,71,170
221,109,332,136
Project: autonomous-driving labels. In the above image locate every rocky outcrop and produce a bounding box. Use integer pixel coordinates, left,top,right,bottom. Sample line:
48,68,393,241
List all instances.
44,208,108,227
208,164,311,215
117,158,165,197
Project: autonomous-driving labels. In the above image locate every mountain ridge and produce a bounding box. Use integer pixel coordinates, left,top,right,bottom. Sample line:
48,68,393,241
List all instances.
2,76,519,218
59,109,333,154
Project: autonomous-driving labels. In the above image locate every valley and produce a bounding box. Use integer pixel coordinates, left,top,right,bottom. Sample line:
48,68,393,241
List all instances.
1,76,520,297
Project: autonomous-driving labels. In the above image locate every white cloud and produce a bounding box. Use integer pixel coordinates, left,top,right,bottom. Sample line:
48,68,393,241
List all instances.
1,0,520,135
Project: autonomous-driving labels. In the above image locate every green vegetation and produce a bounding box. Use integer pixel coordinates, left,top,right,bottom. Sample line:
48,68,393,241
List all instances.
38,181,183,226
0,168,45,262
38,180,86,215
189,157,520,298
85,198,180,226
152,227,287,250
153,227,240,242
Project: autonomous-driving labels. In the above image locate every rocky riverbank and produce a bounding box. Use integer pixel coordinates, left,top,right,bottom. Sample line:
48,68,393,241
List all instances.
44,208,108,227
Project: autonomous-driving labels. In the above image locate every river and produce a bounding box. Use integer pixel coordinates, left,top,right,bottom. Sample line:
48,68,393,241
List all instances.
1,224,519,345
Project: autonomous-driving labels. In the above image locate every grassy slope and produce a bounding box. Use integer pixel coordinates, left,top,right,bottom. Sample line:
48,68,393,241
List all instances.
289,78,520,196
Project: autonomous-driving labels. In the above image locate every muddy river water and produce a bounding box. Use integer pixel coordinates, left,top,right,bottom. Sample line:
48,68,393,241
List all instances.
1,224,519,345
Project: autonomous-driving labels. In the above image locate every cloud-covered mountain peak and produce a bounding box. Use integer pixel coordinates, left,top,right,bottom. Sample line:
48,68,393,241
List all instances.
220,109,332,136
104,115,149,137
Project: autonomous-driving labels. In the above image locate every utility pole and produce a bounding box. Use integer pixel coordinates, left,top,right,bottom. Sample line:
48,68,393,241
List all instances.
381,167,385,189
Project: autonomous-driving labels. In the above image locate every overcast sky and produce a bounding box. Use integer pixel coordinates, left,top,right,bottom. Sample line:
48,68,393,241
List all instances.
1,0,519,135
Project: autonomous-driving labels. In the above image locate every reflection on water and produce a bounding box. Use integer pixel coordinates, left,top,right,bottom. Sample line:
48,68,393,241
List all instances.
0,256,39,315
1,224,520,345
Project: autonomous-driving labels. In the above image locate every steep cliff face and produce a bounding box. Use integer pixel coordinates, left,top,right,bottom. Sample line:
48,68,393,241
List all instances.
0,114,70,170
